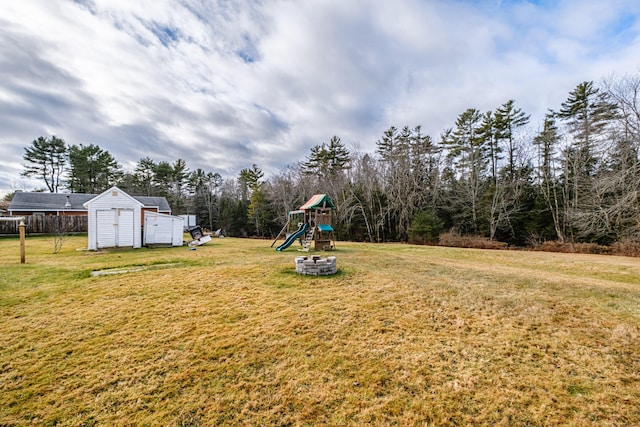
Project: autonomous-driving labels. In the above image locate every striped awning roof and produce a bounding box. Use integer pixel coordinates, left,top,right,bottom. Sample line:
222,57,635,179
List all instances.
299,194,336,210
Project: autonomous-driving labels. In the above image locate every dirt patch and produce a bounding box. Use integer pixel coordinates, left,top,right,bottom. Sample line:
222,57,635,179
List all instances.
90,262,183,276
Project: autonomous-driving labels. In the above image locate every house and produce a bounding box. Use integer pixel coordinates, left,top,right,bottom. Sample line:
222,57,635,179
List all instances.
8,191,171,217
9,192,95,216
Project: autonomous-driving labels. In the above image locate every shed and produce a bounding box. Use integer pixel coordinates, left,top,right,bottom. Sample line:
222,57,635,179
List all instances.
84,186,143,250
179,214,197,231
144,212,184,247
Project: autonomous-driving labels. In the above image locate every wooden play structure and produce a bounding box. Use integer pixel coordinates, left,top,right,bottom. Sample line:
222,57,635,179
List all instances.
272,194,336,252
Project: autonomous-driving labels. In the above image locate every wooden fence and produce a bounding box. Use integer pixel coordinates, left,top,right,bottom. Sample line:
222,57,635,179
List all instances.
0,216,88,235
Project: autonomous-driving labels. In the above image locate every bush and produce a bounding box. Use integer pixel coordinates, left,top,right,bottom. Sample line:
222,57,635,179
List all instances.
438,231,508,250
531,241,612,255
610,238,640,257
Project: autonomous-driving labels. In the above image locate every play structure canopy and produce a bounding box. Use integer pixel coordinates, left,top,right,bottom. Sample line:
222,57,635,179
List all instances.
317,224,334,232
299,194,336,210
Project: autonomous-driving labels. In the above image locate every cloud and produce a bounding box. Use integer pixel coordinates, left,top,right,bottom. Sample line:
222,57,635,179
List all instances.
0,0,639,196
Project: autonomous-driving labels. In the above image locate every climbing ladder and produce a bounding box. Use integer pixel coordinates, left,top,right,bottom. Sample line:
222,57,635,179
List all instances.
300,226,315,252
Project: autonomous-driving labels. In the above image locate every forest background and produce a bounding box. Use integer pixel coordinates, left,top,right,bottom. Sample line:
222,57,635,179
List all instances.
9,75,640,251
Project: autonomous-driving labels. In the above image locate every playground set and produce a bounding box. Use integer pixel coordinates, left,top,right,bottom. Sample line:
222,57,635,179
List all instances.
272,194,336,252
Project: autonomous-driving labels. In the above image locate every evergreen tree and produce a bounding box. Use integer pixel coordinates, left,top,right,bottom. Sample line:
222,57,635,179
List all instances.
327,136,351,174
168,159,189,212
67,144,122,193
153,161,174,197
303,136,350,177
247,184,271,237
494,99,530,180
478,111,500,184
375,126,399,163
409,125,441,201
133,157,156,196
558,81,618,156
487,101,530,241
533,113,565,241
22,135,67,193
239,164,265,236
442,108,488,235
557,81,618,239
239,164,264,196
558,81,618,192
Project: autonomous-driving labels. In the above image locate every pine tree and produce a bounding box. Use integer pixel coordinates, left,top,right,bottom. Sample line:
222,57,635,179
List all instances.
67,144,122,193
133,157,156,196
478,111,499,183
558,81,618,153
168,159,189,212
22,135,67,192
494,99,530,180
533,113,565,241
557,81,618,239
442,108,488,235
303,136,350,177
326,136,351,174
375,126,399,163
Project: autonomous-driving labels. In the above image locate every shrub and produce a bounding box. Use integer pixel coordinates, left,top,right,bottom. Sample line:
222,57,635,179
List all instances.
531,241,612,255
610,238,640,257
438,231,508,250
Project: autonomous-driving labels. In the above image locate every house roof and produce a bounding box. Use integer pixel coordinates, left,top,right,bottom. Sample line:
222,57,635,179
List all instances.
299,194,336,210
9,191,171,212
10,192,93,211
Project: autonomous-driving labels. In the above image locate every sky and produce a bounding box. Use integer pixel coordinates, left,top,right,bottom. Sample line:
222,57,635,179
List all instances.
1,0,639,196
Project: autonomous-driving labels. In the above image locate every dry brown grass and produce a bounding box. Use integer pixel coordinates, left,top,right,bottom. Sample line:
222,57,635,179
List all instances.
1,236,639,426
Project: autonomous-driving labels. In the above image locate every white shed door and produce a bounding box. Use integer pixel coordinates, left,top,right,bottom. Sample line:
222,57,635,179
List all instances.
145,215,157,244
145,214,165,245
117,209,134,247
156,217,174,244
96,209,134,248
96,210,116,248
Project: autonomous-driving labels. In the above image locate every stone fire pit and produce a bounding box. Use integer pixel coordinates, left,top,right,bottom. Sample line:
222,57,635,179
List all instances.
295,255,337,276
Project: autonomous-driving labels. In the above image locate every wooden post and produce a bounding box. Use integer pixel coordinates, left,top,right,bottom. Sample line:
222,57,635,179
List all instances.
19,218,25,264
271,219,290,248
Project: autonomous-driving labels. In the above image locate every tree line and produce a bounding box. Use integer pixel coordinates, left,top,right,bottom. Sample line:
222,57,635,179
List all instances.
17,75,640,246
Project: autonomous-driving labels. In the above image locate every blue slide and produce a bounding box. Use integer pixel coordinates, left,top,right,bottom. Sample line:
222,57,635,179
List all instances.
276,223,309,251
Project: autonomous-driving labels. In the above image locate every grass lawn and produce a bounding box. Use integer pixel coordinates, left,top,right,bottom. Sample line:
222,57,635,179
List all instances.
1,235,639,426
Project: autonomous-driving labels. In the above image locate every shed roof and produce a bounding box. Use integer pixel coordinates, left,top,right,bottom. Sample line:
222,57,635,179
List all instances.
299,194,336,210
83,186,144,208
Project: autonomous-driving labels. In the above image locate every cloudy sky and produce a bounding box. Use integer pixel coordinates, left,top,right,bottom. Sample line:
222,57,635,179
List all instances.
1,0,639,196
